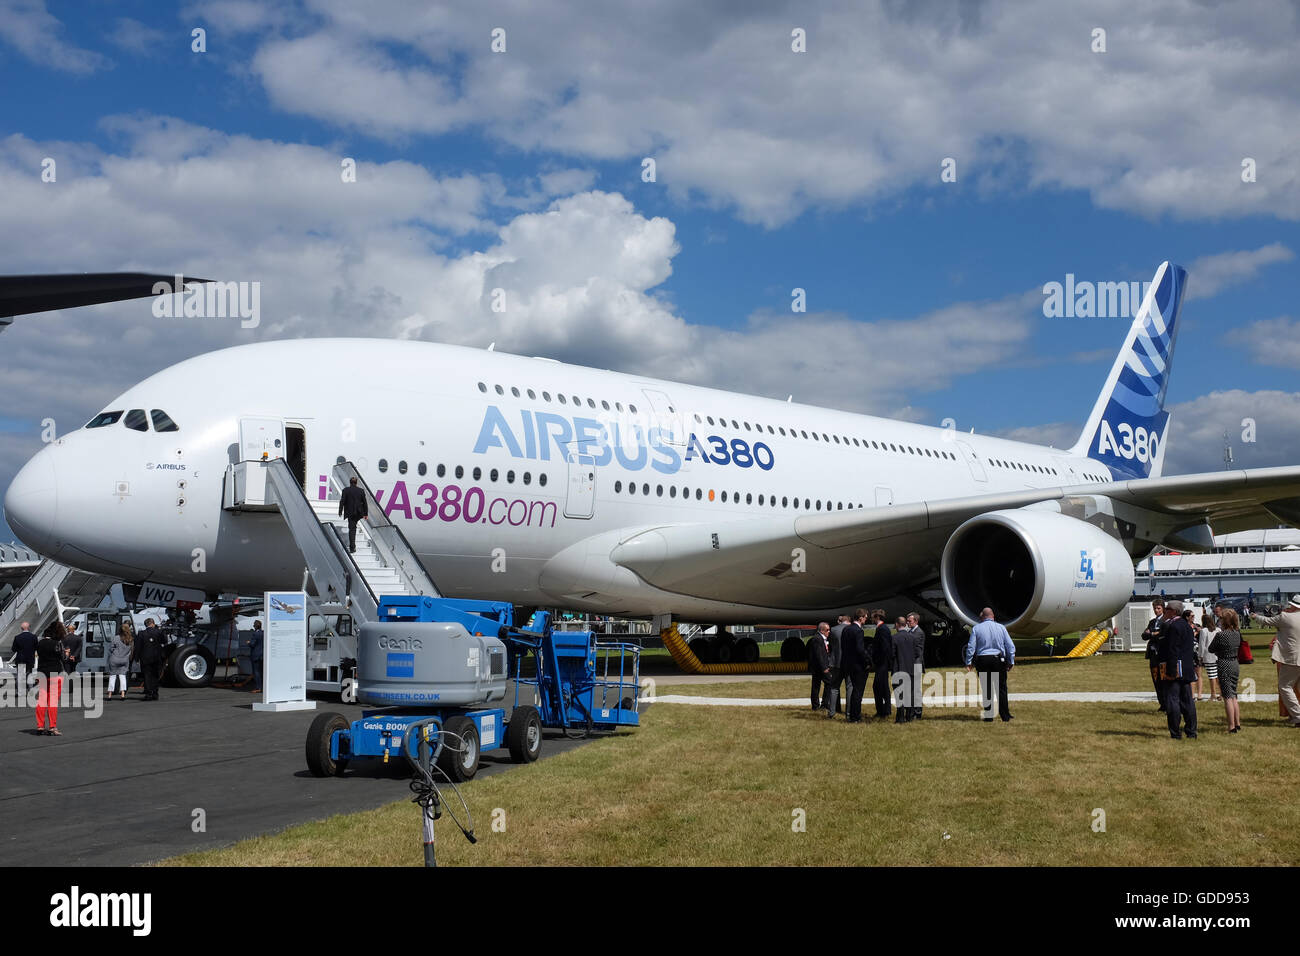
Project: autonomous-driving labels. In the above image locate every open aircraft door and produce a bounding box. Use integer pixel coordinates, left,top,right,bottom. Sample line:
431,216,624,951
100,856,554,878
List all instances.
239,417,286,463
564,452,596,519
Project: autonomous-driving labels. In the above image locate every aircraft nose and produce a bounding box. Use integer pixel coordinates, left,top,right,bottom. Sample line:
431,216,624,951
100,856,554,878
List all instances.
4,447,59,556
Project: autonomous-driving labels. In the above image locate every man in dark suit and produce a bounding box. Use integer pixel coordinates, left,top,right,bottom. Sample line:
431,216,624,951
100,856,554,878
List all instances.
1161,601,1199,739
339,476,369,554
1141,599,1167,713
11,621,38,686
825,615,848,717
869,609,893,718
840,609,869,723
906,613,927,719
807,621,832,711
132,617,167,700
892,615,920,723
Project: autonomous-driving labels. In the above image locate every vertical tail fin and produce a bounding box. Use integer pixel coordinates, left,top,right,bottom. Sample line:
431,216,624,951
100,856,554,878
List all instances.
1070,261,1187,480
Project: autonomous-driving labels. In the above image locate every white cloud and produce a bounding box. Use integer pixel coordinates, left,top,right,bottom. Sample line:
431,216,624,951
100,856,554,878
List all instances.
105,17,167,56
1185,243,1295,301
1231,316,1300,368
188,0,1300,226
1162,390,1300,475
0,0,110,73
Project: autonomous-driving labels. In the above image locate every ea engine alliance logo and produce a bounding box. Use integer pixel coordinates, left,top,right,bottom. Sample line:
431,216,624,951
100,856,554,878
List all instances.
1075,549,1103,589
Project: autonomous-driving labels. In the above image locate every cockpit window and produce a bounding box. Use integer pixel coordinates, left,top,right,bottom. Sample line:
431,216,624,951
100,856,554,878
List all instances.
86,411,123,428
150,410,179,432
123,409,149,432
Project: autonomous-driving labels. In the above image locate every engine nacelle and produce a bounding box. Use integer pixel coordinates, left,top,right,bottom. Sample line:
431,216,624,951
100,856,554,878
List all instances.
940,509,1134,637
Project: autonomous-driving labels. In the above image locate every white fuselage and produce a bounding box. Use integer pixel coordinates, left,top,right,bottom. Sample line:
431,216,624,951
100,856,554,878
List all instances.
4,339,1116,622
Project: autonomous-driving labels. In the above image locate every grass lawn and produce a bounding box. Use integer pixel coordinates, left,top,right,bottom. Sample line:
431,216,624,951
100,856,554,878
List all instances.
167,634,1297,868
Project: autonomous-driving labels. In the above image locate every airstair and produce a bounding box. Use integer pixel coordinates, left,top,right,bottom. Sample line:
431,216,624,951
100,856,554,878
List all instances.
224,457,441,691
0,560,117,651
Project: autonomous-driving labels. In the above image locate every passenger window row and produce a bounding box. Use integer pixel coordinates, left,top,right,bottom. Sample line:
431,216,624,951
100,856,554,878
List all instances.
474,381,961,461
612,479,864,511
477,381,639,415
354,457,549,488
988,457,1059,477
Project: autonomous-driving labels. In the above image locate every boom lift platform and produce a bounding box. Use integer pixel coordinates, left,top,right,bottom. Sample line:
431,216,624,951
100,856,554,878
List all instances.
305,595,641,782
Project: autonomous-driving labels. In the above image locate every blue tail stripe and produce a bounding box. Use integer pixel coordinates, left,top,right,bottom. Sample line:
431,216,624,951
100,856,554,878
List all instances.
1080,262,1187,481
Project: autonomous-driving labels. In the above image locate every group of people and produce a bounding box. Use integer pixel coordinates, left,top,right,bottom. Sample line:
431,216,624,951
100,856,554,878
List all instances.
5,616,176,735
1141,594,1300,737
807,607,1018,724
806,609,930,724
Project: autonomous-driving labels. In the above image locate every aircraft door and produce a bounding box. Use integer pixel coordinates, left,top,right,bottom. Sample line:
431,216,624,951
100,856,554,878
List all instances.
955,441,988,482
564,452,596,519
639,387,685,445
874,486,893,506
239,417,286,463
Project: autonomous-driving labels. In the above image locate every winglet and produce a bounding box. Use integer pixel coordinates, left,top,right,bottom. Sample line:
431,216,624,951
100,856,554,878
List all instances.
1070,261,1188,480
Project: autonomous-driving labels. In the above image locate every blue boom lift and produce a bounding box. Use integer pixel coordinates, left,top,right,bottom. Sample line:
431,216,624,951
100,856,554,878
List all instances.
305,596,641,783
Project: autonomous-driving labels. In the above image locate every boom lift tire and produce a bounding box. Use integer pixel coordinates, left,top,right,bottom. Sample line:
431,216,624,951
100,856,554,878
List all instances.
506,705,542,763
438,716,481,782
306,712,350,778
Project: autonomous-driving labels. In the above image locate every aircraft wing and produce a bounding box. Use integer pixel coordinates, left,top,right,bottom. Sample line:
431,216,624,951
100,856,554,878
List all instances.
607,465,1300,608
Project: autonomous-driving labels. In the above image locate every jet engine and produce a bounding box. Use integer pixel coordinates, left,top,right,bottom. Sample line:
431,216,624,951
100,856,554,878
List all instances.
940,509,1134,637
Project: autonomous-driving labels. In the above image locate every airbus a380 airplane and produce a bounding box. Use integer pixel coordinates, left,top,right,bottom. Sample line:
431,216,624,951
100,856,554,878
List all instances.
5,262,1300,638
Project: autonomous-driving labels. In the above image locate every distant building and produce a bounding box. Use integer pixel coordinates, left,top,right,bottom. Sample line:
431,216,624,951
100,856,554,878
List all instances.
1134,528,1300,603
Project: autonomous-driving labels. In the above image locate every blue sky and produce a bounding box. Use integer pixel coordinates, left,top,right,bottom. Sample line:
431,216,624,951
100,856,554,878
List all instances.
1,0,1299,544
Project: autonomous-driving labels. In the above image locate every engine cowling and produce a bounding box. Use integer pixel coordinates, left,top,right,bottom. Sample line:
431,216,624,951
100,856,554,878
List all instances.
940,509,1134,637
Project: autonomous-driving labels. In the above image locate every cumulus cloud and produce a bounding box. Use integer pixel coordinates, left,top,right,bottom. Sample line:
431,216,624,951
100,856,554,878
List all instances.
1185,243,1295,301
1231,316,1300,368
104,17,167,56
0,0,110,72
1162,390,1300,475
179,0,1300,226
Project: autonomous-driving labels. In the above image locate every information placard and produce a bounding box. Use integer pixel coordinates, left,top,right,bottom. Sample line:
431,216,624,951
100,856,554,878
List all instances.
253,591,317,713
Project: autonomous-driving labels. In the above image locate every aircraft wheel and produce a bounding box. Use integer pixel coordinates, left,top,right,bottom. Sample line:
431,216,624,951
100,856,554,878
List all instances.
735,637,759,663
780,636,806,662
168,645,216,688
688,637,713,663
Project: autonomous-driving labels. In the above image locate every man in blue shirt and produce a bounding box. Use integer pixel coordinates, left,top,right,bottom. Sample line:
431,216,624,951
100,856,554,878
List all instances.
965,607,1016,722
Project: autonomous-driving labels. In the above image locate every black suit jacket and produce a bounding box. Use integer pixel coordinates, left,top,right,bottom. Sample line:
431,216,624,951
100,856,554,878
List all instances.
339,485,368,519
133,627,167,664
1162,617,1197,681
807,635,830,674
840,623,868,671
871,624,893,671
11,631,38,666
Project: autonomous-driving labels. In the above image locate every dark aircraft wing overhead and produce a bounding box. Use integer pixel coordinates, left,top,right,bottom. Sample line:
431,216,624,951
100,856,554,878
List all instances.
0,273,211,319
603,465,1300,609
